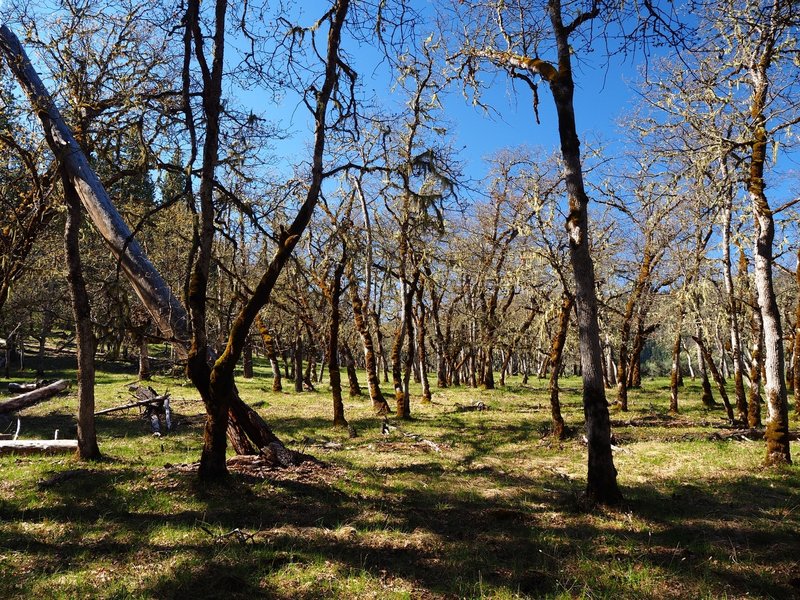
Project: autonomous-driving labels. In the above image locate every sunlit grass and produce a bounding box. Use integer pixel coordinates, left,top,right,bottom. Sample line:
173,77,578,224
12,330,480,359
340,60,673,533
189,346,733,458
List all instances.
0,356,798,598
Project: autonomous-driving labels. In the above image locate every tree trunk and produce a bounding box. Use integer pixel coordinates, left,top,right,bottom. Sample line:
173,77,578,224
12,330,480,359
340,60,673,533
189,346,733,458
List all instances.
415,306,432,403
138,334,151,381
746,39,791,464
241,336,254,379
792,248,800,416
721,181,748,420
748,289,764,428
684,341,695,379
342,344,362,397
392,316,406,413
499,348,513,387
37,307,52,375
548,293,573,440
397,276,418,419
294,333,304,393
669,329,683,413
693,336,735,423
483,346,495,390
255,315,282,392
62,173,100,460
0,22,276,462
546,0,621,504
348,264,390,413
328,251,347,428
698,347,715,407
429,285,449,388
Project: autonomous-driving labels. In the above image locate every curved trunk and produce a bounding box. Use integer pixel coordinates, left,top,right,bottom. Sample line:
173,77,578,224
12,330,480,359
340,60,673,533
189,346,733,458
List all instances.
0,18,295,469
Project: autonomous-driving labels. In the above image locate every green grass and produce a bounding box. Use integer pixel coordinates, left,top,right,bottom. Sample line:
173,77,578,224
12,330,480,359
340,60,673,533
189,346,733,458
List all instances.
1,357,799,599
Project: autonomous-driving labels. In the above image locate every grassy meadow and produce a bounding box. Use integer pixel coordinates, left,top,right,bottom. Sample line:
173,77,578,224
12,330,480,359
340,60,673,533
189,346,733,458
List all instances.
0,354,798,599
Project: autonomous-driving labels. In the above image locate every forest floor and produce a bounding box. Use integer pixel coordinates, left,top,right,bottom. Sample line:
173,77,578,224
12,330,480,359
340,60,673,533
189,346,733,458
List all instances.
0,355,798,599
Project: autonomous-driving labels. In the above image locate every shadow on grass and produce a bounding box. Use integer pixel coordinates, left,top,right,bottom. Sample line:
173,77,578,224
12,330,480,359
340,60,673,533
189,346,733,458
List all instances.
0,455,797,599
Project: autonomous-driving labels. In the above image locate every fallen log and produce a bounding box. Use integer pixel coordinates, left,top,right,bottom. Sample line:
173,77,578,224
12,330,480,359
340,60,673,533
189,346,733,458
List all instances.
0,379,70,414
708,428,800,442
95,385,172,435
0,439,77,455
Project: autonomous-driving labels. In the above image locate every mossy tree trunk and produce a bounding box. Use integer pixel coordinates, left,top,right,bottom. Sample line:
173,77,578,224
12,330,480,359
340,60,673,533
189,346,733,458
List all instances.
745,18,791,464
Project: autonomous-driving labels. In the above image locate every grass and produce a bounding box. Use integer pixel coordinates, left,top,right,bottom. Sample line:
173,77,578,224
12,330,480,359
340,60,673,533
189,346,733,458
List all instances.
1,355,799,599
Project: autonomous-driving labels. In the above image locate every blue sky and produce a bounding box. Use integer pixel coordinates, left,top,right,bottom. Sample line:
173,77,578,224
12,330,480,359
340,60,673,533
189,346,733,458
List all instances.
249,1,637,188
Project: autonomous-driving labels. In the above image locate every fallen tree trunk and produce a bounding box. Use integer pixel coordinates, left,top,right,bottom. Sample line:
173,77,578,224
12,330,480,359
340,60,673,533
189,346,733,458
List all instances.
0,439,77,455
7,381,44,393
0,379,70,414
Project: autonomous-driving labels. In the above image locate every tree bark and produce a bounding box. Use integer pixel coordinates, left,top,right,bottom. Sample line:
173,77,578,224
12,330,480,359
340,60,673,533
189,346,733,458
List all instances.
255,315,282,392
348,263,389,413
617,246,656,409
341,343,362,397
0,25,189,347
545,1,621,504
669,328,683,414
415,285,432,403
241,336,254,379
792,248,800,416
328,249,347,428
294,333,304,393
693,336,735,423
720,174,748,420
548,293,573,440
746,30,791,464
137,334,151,381
62,173,100,461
